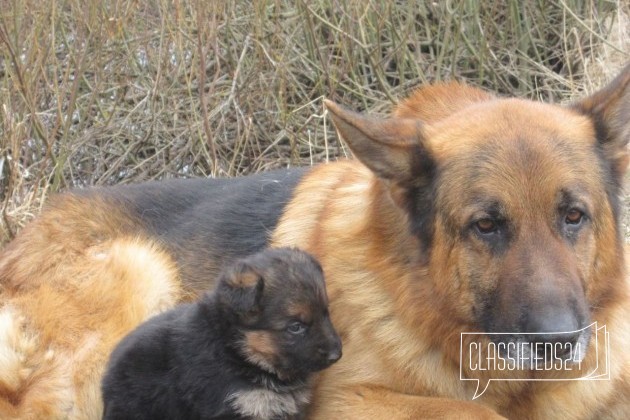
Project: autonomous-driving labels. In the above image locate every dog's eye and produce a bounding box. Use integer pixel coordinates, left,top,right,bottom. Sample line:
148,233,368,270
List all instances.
287,322,307,335
475,219,497,235
565,209,583,225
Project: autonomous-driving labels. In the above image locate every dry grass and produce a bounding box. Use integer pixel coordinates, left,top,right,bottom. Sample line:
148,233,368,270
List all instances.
0,0,628,245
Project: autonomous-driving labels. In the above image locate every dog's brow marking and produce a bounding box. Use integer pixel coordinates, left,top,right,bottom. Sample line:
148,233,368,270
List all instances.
228,387,309,418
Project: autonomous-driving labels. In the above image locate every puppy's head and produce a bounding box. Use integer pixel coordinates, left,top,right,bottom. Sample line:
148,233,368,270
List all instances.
325,64,630,367
216,247,341,381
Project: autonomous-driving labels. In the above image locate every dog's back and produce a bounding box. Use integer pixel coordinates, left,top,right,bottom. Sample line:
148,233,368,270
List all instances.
0,170,306,419
75,168,308,291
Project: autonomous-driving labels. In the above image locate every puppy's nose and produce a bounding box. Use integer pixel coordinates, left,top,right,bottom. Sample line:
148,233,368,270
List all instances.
318,338,342,364
326,348,342,364
320,336,342,364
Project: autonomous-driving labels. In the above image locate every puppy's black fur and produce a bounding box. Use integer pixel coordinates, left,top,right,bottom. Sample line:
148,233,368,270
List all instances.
101,247,342,420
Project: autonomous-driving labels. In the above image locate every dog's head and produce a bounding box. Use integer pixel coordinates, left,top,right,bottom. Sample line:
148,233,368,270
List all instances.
215,247,342,381
325,64,629,365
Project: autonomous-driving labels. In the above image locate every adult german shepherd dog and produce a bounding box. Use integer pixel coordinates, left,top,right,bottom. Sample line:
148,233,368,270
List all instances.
0,63,629,419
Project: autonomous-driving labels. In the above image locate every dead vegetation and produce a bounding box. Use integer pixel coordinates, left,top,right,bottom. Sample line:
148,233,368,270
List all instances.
0,0,628,244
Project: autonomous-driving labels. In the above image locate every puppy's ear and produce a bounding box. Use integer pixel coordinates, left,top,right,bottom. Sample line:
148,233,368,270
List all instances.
572,63,630,180
217,261,264,317
324,99,434,187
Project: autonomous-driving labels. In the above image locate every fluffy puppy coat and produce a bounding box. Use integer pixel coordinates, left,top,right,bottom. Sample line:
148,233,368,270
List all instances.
101,248,341,420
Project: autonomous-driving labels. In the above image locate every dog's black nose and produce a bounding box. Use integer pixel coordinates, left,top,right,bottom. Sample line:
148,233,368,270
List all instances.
525,309,583,349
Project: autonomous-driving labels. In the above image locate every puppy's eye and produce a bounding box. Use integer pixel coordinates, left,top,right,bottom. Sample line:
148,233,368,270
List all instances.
287,322,307,335
565,209,583,225
475,219,497,235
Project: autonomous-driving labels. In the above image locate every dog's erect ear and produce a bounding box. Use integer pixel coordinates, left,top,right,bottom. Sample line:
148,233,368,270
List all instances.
217,261,264,316
324,99,433,186
572,63,630,179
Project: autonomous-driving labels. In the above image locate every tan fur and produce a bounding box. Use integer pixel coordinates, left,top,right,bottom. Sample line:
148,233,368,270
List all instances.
0,196,182,419
243,331,279,374
287,303,313,323
229,271,261,288
394,81,496,123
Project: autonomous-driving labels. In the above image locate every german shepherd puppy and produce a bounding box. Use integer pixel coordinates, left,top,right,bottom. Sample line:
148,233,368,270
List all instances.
0,63,628,419
101,248,341,420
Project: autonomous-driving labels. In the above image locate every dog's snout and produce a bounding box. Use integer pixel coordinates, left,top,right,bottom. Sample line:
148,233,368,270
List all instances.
525,306,582,347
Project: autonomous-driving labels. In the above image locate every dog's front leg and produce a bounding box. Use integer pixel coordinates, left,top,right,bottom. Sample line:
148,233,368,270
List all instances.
308,385,505,420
